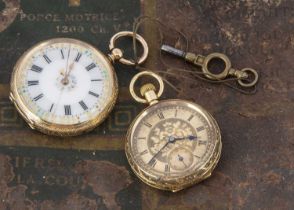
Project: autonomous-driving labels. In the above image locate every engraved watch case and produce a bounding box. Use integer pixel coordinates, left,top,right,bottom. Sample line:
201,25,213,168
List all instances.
125,71,222,192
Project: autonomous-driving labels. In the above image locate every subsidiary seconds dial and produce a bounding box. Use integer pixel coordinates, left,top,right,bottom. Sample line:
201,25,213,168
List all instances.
10,38,118,136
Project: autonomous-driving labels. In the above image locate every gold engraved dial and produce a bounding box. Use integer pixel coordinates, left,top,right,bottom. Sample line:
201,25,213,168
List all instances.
126,99,222,192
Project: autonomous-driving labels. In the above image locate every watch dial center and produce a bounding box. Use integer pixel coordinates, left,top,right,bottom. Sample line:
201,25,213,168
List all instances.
147,118,197,162
61,77,69,85
56,74,77,91
55,75,77,91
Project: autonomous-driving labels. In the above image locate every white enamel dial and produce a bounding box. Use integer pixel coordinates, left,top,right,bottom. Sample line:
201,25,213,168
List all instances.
10,38,117,135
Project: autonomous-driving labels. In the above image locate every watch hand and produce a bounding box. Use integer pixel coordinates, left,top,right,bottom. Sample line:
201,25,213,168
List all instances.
178,154,184,161
53,88,65,115
172,135,197,141
62,46,71,84
149,136,175,162
149,135,196,164
67,62,75,76
178,154,188,167
152,141,170,159
63,62,75,83
62,62,75,85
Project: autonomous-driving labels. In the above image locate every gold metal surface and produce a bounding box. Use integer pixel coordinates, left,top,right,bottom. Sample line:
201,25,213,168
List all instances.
125,99,222,192
108,48,123,61
140,83,158,105
109,31,149,65
185,52,259,87
68,0,80,7
126,71,222,192
10,38,118,137
129,71,164,104
237,68,259,87
161,44,259,87
140,83,156,96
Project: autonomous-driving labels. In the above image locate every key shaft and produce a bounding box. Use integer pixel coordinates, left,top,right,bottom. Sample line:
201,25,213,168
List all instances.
161,45,205,66
161,45,186,58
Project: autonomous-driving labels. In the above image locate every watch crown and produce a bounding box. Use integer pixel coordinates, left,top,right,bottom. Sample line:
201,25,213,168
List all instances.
140,83,156,96
140,83,158,105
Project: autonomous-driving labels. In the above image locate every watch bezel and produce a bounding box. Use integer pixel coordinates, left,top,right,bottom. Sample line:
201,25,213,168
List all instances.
125,99,222,192
10,38,118,136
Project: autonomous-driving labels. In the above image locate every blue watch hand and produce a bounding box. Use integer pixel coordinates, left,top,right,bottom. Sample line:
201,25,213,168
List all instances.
173,135,197,141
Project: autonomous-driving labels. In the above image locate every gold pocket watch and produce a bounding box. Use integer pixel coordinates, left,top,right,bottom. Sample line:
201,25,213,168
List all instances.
10,31,148,136
125,71,222,192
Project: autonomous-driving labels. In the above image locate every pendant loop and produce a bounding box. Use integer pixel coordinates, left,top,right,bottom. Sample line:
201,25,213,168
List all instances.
109,31,149,65
129,71,164,104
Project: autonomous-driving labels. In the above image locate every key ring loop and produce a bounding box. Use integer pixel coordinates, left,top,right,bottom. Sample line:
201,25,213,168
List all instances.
237,68,259,87
202,53,231,80
130,71,164,104
109,31,149,66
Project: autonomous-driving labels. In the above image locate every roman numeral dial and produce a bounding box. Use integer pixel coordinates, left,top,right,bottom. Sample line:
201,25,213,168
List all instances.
64,105,71,115
14,38,116,133
33,93,44,101
75,52,82,62
79,100,88,110
28,80,39,86
43,54,52,63
86,63,96,71
60,49,65,59
129,101,217,180
31,65,43,73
